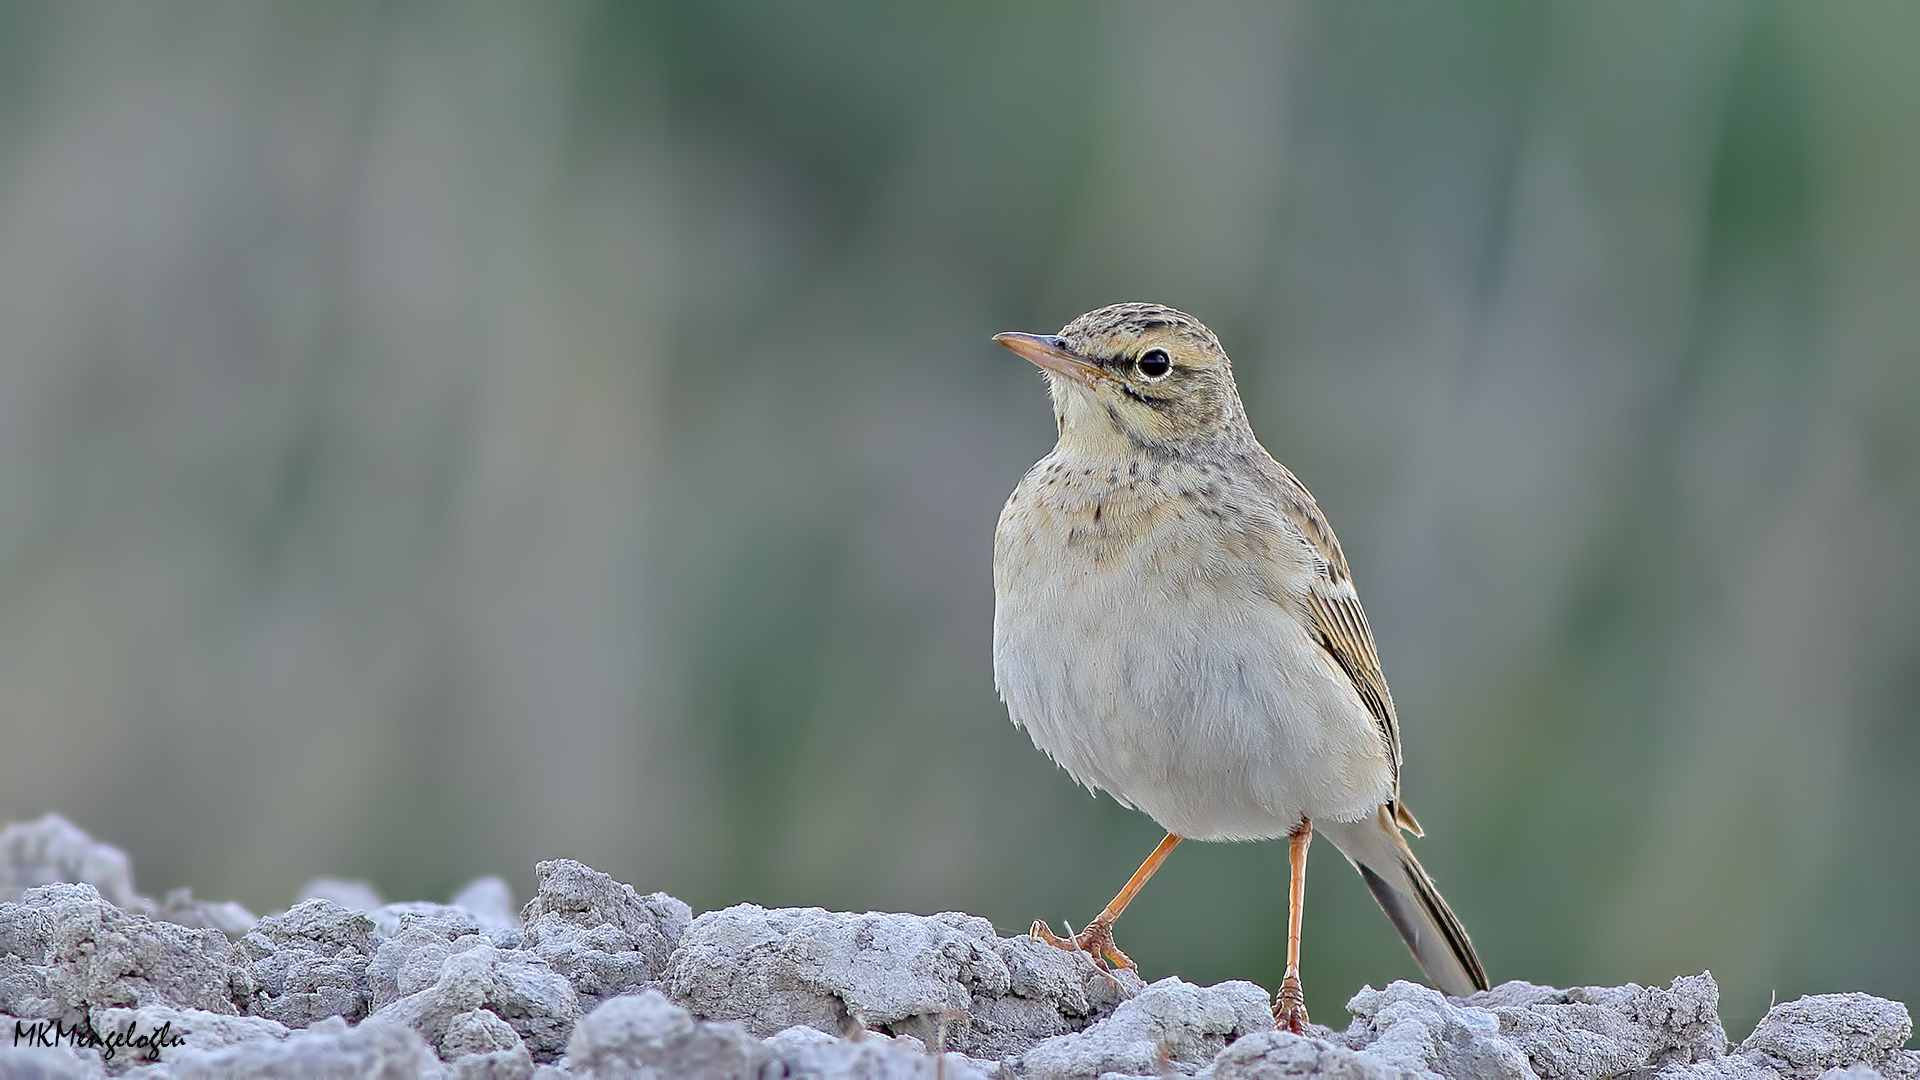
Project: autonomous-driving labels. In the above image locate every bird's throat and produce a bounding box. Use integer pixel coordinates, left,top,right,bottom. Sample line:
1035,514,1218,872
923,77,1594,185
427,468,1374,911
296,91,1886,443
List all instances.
1051,380,1151,461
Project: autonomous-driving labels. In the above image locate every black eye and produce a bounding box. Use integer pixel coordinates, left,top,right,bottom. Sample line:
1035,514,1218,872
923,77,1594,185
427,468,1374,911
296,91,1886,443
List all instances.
1137,349,1172,380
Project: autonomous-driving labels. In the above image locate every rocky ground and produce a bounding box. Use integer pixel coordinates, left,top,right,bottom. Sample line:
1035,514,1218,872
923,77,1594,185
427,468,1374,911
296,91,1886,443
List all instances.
0,814,1912,1079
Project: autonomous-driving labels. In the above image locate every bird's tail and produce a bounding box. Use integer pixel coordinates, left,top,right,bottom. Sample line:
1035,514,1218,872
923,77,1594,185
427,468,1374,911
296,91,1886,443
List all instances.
1316,804,1489,997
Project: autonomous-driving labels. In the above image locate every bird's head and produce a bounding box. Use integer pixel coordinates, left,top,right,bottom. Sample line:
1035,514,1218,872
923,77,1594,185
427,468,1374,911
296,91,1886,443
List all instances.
995,302,1250,457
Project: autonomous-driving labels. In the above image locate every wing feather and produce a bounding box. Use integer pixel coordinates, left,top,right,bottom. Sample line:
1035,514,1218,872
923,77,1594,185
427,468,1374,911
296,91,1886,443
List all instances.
1305,586,1401,787
1257,459,1403,790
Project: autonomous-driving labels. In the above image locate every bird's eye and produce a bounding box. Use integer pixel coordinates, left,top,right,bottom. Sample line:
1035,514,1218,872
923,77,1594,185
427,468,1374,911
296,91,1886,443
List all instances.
1137,349,1172,381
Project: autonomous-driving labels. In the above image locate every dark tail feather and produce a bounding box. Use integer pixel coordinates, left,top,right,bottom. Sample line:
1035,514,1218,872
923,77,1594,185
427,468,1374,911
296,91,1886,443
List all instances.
1317,805,1489,996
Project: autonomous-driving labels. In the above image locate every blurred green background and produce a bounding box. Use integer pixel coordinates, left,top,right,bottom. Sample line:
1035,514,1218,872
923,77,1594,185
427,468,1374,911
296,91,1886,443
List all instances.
2,0,1918,1034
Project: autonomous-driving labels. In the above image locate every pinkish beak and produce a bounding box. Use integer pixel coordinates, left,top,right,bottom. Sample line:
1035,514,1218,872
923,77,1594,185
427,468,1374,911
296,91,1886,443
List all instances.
993,332,1107,386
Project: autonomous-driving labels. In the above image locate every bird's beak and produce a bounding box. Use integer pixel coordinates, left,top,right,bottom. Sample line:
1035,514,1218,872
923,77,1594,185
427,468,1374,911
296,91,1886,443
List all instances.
993,332,1107,386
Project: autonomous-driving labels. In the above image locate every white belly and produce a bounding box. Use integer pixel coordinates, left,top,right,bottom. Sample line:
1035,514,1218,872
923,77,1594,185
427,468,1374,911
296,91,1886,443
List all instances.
992,471,1393,841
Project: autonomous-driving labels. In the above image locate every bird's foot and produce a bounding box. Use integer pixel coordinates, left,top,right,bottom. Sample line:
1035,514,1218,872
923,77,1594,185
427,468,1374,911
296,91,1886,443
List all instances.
1272,971,1308,1034
1029,914,1135,972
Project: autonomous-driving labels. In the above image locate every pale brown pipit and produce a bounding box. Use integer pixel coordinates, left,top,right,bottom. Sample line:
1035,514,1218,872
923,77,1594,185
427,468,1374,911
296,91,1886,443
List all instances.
991,303,1489,1032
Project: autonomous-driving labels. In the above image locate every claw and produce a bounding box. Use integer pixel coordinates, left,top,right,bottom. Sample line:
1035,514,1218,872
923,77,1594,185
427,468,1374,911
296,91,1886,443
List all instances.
1272,971,1308,1034
1030,914,1135,973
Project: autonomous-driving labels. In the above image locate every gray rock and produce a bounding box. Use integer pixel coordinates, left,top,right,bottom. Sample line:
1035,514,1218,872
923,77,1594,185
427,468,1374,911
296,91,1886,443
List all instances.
1737,993,1914,1078
1332,975,1807,1080
249,952,369,1031
1009,976,1271,1079
1341,980,1532,1080
1,908,60,1018
368,938,581,1062
370,928,472,1013
1648,1055,1780,1079
0,816,139,911
764,1024,994,1079
452,879,519,942
371,903,487,944
444,1008,536,1080
1473,972,1727,1078
7,825,1918,1080
158,1015,442,1079
664,904,1132,1060
245,900,379,962
0,1044,109,1080
564,990,775,1079
974,933,1139,1057
0,883,253,1025
1204,1029,1412,1079
366,906,520,1014
518,860,690,1012
244,899,378,1027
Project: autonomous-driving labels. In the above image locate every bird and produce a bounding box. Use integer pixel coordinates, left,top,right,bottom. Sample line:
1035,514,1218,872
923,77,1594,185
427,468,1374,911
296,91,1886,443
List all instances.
990,302,1488,1032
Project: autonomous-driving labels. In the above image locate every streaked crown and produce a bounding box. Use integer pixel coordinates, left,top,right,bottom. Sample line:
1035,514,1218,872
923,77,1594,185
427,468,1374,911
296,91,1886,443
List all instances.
1041,302,1251,453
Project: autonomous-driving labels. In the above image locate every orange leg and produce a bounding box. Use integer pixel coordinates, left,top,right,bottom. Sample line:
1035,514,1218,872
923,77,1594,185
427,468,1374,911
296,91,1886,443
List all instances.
1272,819,1312,1032
1032,832,1182,971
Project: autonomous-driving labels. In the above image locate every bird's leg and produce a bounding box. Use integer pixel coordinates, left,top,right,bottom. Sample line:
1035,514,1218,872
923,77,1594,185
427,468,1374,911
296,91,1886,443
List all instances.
1032,832,1182,971
1273,819,1312,1033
